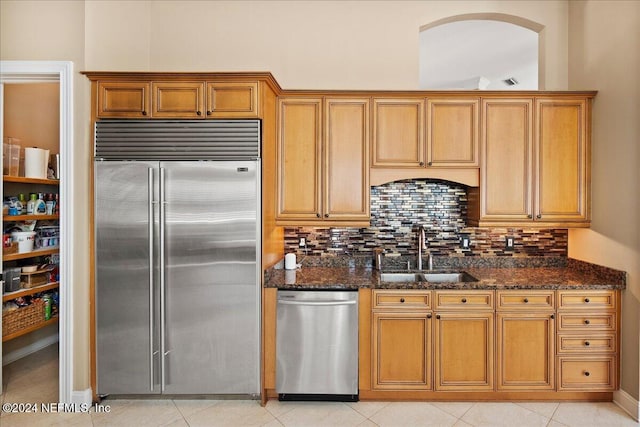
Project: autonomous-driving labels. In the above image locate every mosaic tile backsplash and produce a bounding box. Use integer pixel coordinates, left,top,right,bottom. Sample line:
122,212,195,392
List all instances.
284,179,568,258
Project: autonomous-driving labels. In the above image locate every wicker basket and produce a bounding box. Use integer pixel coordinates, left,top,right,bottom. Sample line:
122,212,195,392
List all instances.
2,299,45,337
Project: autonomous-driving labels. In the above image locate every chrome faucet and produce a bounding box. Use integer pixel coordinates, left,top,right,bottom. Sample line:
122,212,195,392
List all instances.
417,225,433,271
417,225,426,270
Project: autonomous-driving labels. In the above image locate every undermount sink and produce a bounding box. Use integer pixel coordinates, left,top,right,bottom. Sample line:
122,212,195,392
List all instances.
380,271,478,283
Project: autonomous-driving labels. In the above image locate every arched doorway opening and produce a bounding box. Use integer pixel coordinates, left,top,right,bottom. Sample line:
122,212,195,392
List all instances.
419,13,544,90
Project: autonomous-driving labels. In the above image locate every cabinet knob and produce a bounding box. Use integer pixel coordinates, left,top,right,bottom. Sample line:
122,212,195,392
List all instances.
419,162,424,166
584,319,590,325
527,214,533,219
584,298,590,303
550,314,555,319
206,111,212,116
436,314,441,320
523,298,529,303
324,214,329,218
197,111,202,116
461,298,467,303
316,213,321,218
585,341,590,346
536,214,542,219
427,161,433,166
142,111,147,116
584,371,591,377
400,298,405,303
427,313,432,319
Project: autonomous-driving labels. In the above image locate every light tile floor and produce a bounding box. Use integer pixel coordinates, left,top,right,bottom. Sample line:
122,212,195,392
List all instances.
1,344,637,426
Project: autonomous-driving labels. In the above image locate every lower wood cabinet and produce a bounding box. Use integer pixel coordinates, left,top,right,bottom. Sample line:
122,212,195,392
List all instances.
496,312,555,390
434,311,494,391
366,289,620,397
372,311,432,390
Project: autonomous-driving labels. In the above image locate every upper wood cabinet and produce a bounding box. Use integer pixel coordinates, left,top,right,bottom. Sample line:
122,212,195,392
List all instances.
97,81,151,118
535,98,589,223
426,98,479,167
372,97,478,169
470,96,591,227
206,82,259,118
372,99,425,167
95,79,259,118
152,82,205,118
276,97,370,225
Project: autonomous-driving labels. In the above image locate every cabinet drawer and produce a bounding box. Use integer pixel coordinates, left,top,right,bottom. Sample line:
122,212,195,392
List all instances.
557,356,616,391
373,290,431,309
557,312,616,332
497,290,554,310
434,291,494,310
558,290,616,310
557,333,616,354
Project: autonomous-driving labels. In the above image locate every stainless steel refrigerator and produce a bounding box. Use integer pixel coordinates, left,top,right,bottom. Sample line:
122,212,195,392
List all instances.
94,120,261,396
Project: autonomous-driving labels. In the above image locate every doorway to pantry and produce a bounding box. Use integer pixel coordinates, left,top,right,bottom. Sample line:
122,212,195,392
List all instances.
0,61,74,404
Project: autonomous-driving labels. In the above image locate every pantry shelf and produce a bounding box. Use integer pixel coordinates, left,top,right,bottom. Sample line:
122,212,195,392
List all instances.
2,247,59,262
2,176,59,186
2,316,58,342
3,214,59,221
2,282,59,302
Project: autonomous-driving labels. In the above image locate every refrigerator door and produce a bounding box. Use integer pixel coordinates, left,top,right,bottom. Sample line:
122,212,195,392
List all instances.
95,161,161,395
161,161,260,394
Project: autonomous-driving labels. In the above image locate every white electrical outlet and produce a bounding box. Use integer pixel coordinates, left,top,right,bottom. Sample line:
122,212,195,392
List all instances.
505,236,515,250
299,237,306,247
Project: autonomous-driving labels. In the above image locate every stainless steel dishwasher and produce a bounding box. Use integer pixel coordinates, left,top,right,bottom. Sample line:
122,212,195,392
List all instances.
276,290,358,401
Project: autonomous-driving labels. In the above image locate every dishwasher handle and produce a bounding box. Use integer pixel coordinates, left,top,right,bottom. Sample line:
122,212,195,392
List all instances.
277,299,357,306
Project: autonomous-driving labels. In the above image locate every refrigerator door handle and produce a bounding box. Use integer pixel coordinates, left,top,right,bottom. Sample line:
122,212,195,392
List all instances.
148,167,155,391
159,167,167,392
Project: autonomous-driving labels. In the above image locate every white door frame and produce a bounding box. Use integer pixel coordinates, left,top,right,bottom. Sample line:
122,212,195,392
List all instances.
0,60,75,404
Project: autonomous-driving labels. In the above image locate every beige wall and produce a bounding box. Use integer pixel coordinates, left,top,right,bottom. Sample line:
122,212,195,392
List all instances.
3,83,60,155
1,0,90,391
84,0,569,90
568,0,640,400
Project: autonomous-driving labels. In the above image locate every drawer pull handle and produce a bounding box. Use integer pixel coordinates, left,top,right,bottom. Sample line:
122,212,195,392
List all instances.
584,298,590,303
585,341,590,346
197,111,202,116
206,110,212,116
523,298,529,303
550,314,555,319
316,213,321,218
461,298,467,303
427,313,432,319
584,371,591,377
142,111,147,116
436,314,441,320
584,319,590,325
419,162,424,166
400,298,405,303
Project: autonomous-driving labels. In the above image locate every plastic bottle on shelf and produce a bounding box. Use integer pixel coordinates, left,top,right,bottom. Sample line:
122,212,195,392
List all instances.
18,193,26,214
26,193,37,214
35,193,46,214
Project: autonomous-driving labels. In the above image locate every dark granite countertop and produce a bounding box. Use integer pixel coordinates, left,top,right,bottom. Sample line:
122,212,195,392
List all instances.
264,257,626,291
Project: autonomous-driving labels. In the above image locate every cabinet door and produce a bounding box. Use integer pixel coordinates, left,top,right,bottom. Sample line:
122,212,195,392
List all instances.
372,99,425,167
372,311,431,390
480,98,534,221
97,81,150,118
434,312,494,390
535,98,589,222
497,313,555,390
276,98,322,220
206,82,259,118
324,98,370,221
426,98,479,167
152,82,205,118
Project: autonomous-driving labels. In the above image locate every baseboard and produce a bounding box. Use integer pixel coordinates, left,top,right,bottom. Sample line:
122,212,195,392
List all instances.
614,389,639,421
71,388,93,406
2,333,59,365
